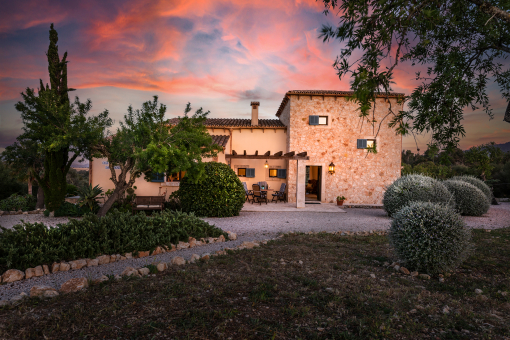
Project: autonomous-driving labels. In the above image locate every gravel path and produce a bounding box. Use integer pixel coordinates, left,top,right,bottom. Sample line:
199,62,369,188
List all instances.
1,203,508,301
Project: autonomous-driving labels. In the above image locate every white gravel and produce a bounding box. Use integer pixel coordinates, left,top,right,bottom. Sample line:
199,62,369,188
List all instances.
1,203,508,301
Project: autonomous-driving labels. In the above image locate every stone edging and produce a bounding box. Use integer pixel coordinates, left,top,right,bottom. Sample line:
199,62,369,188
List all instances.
2,229,456,306
0,231,237,285
0,209,44,216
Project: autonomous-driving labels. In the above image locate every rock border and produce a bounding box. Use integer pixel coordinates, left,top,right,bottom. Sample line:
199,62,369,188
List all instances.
0,232,237,284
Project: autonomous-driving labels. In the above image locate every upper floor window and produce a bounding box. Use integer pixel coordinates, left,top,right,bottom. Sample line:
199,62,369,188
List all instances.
309,115,328,125
357,139,376,149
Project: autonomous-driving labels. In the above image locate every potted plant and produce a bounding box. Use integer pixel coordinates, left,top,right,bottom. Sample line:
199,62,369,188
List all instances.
336,196,346,206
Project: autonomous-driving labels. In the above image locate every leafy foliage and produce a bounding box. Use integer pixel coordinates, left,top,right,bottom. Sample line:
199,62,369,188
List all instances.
451,175,492,203
178,162,245,217
443,180,490,216
383,174,454,216
92,97,220,216
13,24,111,211
0,210,227,271
78,184,103,211
44,201,94,217
0,194,36,212
389,202,472,275
0,162,26,201
320,0,510,152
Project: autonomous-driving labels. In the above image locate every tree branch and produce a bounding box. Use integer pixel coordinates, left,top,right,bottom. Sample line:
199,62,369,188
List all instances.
468,0,510,24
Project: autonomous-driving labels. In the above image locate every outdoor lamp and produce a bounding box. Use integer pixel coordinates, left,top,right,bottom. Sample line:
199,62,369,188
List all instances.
264,160,269,168
328,162,335,174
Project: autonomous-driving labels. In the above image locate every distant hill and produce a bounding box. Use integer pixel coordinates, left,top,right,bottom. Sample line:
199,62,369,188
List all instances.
494,142,510,153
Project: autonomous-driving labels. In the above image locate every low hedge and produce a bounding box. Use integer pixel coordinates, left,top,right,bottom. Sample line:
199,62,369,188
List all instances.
44,201,95,217
0,210,227,272
0,194,36,212
450,175,492,203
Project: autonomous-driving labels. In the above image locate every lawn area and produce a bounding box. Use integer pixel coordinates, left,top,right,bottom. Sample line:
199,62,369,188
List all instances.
0,229,509,339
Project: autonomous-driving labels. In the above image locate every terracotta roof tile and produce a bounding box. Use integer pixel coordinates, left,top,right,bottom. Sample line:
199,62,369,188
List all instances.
275,90,405,117
167,118,285,128
211,135,229,148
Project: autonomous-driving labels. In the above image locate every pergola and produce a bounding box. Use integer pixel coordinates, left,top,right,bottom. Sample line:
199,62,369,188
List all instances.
226,150,310,208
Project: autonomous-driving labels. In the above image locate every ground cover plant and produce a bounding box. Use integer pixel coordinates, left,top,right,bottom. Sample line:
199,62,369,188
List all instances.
389,202,472,275
383,174,454,216
0,194,36,212
1,229,509,339
0,210,227,272
178,162,245,217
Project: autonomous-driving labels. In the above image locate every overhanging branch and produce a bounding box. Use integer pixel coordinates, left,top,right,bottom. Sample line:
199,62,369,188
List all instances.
468,0,510,24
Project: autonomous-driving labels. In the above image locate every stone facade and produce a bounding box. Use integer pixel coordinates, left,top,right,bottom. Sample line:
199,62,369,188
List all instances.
280,94,402,204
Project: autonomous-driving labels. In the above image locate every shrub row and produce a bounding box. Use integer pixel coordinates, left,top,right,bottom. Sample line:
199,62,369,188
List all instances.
0,209,227,272
0,194,36,212
383,174,491,217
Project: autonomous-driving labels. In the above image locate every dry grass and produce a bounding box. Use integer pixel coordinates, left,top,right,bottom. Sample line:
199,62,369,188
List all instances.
0,228,509,339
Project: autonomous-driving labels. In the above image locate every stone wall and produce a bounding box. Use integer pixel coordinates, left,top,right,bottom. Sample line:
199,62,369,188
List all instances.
284,95,402,204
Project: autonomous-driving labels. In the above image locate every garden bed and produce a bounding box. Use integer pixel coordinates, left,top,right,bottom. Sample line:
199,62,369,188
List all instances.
0,228,508,339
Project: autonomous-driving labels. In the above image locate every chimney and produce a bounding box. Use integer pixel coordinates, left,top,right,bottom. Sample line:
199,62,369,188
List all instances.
251,101,260,126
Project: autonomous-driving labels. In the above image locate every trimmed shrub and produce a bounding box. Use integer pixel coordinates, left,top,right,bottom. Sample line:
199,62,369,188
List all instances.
178,162,245,217
383,175,454,216
0,194,36,212
443,180,490,216
451,175,492,203
0,209,227,271
389,202,472,275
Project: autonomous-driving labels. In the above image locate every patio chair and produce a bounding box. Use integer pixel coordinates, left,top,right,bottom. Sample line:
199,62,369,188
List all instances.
252,184,267,205
242,182,254,203
258,181,268,190
272,183,286,203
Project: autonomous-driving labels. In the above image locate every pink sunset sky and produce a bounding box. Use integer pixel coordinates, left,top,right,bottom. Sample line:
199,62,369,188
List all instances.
0,0,508,160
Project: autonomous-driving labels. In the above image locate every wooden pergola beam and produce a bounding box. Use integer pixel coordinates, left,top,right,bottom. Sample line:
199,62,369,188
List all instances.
274,151,283,157
283,151,295,157
264,151,270,156
225,154,309,160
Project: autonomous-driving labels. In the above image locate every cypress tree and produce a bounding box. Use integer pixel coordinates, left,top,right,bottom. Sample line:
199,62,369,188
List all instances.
14,24,111,212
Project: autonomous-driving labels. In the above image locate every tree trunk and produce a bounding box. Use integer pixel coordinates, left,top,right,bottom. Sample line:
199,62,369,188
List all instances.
97,185,127,217
36,185,45,209
28,179,32,195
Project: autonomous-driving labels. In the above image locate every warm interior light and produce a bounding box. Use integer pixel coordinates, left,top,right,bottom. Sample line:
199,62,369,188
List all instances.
264,160,269,168
328,162,335,174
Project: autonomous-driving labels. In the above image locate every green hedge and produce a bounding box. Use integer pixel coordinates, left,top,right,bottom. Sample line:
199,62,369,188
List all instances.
43,201,95,217
0,194,36,212
178,162,245,217
0,210,227,272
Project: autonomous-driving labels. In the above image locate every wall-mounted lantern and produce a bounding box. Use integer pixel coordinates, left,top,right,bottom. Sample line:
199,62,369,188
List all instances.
328,162,335,174
264,160,269,168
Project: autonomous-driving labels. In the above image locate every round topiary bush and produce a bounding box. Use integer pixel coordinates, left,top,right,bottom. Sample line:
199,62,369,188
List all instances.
451,175,492,203
389,202,472,275
443,179,490,216
177,162,245,217
383,175,454,216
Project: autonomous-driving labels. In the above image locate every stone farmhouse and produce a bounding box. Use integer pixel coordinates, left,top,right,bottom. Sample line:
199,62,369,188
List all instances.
90,90,404,207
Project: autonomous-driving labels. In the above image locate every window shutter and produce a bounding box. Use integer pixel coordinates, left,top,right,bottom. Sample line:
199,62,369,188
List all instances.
309,115,319,125
151,172,165,182
246,168,255,178
357,139,367,149
277,169,287,178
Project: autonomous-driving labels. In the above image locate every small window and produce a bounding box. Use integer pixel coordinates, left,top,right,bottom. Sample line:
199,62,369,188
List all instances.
357,139,376,149
318,116,328,125
269,169,278,177
151,172,165,182
167,171,186,182
238,168,246,177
